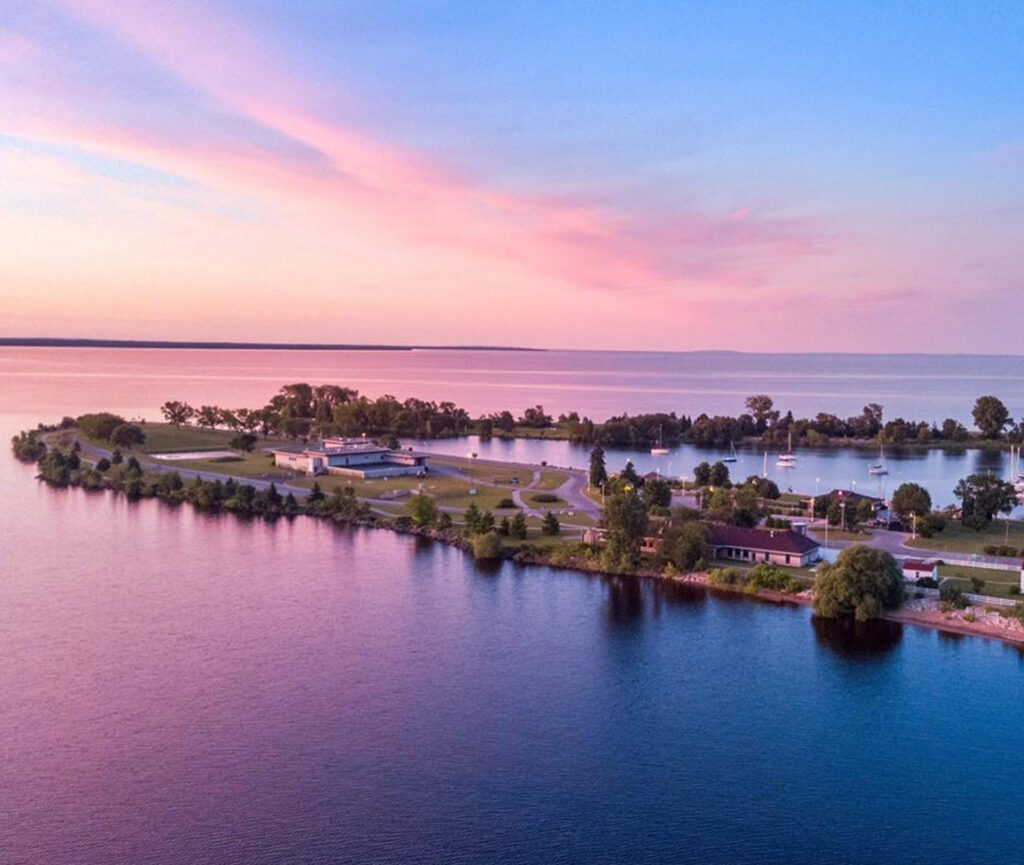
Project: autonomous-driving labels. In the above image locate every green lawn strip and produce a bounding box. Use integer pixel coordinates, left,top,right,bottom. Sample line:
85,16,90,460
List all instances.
937,563,1020,599
430,455,531,486
131,423,247,453
156,452,295,481
533,470,569,491
905,521,1024,556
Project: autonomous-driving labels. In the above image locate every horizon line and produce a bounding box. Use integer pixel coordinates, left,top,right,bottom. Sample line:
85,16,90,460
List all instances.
4,337,1024,360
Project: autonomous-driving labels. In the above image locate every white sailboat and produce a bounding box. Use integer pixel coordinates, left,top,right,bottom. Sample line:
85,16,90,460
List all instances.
868,438,888,475
776,431,796,468
722,441,738,463
650,424,669,455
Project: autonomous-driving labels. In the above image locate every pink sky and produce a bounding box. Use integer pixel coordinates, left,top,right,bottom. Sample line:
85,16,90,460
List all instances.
1,1,1022,350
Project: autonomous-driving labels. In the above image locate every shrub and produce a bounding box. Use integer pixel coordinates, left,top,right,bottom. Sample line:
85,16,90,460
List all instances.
964,613,977,623
1010,585,1021,596
916,577,938,588
531,493,560,504
746,563,792,592
110,423,146,447
472,532,502,560
11,430,47,462
95,457,111,472
706,567,749,588
496,498,517,509
939,582,969,609
76,412,127,441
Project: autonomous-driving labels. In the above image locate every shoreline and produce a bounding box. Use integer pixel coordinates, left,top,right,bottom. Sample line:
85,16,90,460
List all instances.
16,441,1024,651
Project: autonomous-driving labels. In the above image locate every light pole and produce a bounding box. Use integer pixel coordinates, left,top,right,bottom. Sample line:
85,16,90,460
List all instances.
840,501,847,533
911,512,917,541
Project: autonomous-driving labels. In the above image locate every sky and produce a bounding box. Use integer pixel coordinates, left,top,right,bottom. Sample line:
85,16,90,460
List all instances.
1,0,1022,351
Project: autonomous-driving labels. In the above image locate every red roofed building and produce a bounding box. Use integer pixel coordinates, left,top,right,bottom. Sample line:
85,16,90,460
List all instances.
901,560,938,582
705,524,820,568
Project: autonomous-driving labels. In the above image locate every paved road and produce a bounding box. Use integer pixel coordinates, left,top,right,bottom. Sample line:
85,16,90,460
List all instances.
807,519,1021,571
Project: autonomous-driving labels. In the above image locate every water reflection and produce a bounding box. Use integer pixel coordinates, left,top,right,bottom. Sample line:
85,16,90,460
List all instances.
811,615,903,657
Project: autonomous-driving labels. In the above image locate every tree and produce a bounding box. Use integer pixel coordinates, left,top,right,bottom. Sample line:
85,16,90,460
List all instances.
472,532,503,560
510,511,528,540
940,418,968,442
602,478,648,570
620,460,640,486
744,475,780,500
643,477,672,509
406,494,438,527
891,483,932,522
541,511,560,535
195,405,220,431
745,394,778,431
519,405,552,428
693,461,711,486
661,522,708,571
160,400,194,427
110,423,146,447
972,396,1011,439
308,481,325,503
438,511,454,530
813,545,904,621
464,502,482,533
76,412,127,441
589,446,608,489
230,433,258,452
708,461,731,488
498,516,511,536
954,473,1017,527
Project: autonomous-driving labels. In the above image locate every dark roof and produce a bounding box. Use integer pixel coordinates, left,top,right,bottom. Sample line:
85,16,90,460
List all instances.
706,523,820,555
902,560,936,571
821,489,882,504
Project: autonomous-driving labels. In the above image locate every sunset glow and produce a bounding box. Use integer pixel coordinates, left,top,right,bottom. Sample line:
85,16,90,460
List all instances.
2,1,1022,350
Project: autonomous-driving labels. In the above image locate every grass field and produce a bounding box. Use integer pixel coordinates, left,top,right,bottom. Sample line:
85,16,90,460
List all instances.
906,520,1024,556
938,563,1021,599
133,423,249,454
533,470,569,491
160,451,294,480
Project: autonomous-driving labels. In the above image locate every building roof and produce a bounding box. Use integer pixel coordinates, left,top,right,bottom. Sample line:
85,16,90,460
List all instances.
706,523,820,555
902,560,936,572
823,489,880,503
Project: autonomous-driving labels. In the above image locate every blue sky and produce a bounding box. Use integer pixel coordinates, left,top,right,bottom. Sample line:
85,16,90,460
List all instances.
1,0,1022,349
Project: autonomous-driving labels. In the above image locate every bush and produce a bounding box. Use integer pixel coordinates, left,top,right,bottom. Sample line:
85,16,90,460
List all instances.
230,433,258,452
1010,585,1021,596
531,493,560,504
11,430,47,462
76,412,127,441
472,532,502,560
963,613,977,623
95,457,111,472
916,577,938,589
939,582,969,609
496,498,517,509
110,423,146,448
706,567,749,588
746,563,792,592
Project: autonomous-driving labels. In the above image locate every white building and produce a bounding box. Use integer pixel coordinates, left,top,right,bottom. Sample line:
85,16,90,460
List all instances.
272,437,429,479
901,559,939,582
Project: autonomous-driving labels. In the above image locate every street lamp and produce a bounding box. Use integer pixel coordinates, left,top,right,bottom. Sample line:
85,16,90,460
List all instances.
840,501,847,533
911,512,917,541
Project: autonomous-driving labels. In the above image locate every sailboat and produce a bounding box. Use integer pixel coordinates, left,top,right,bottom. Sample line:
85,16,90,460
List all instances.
650,424,669,455
776,431,796,468
868,438,888,475
722,441,738,463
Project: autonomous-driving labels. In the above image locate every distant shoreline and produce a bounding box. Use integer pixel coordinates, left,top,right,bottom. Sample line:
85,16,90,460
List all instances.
0,338,542,352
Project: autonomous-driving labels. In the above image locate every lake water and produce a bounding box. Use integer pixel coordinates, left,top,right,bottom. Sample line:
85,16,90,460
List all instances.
5,348,1024,864
3,346,1024,506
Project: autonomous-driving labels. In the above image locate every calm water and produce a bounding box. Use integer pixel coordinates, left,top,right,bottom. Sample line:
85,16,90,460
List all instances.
5,349,1024,864
4,346,1024,506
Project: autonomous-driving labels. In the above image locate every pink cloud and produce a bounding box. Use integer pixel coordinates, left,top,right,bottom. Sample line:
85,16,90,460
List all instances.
25,0,830,299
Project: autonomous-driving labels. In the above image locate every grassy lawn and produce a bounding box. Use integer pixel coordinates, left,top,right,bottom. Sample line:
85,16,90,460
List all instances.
906,520,1024,556
132,423,248,454
431,455,532,486
533,470,569,491
159,451,296,481
938,563,1021,599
